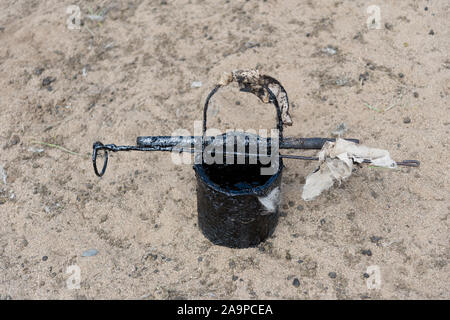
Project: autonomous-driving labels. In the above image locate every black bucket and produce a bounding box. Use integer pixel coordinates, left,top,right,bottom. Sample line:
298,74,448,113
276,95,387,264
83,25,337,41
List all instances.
193,85,284,248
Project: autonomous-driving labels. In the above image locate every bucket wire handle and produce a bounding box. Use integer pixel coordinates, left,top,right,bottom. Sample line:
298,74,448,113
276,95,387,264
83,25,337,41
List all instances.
202,84,284,152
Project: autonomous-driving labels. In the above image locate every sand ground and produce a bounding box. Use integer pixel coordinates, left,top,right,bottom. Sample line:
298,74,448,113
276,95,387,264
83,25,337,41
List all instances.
0,0,449,299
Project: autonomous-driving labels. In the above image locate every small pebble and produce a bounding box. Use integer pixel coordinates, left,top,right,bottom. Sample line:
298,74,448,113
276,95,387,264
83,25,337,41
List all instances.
8,135,20,147
296,205,304,211
361,249,372,256
370,236,382,244
353,32,363,41
244,41,260,49
232,275,238,281
359,72,369,85
191,81,202,88
288,201,295,207
335,78,349,86
367,62,376,70
424,7,428,11
403,116,411,124
363,273,370,278
328,272,337,279
146,253,158,261
322,45,337,55
428,29,435,35
332,122,348,136
413,92,419,98
34,67,44,76
292,278,300,288
42,256,48,261
398,73,404,78
42,76,56,87
82,249,98,257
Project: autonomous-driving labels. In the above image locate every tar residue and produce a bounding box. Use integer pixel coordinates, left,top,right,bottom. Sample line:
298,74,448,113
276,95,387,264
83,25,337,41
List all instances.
195,158,283,248
202,163,273,191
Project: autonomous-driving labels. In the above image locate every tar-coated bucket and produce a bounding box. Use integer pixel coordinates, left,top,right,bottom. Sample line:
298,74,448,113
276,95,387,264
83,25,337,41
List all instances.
193,85,285,248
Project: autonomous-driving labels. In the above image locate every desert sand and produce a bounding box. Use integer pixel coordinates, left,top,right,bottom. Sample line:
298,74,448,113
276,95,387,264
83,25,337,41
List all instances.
0,0,449,299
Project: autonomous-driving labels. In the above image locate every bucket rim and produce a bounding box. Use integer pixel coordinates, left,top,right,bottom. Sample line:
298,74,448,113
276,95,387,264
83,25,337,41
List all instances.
193,159,283,196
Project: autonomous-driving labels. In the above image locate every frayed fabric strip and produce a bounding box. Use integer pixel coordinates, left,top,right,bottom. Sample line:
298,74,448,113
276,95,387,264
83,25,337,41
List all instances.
302,138,397,201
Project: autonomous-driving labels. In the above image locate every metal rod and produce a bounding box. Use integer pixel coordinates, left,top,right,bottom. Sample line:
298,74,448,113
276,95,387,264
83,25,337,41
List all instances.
136,136,361,150
92,141,420,177
281,154,420,167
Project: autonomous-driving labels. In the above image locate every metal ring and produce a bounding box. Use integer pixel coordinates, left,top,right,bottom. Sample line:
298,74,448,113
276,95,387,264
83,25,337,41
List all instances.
92,142,109,177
